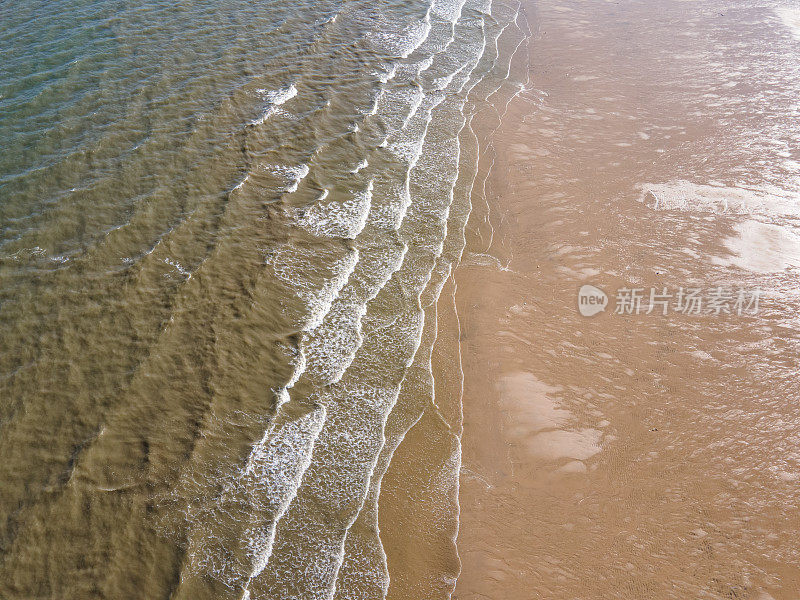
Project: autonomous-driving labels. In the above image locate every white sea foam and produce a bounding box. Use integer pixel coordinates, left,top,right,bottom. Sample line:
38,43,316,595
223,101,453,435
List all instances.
485,13,525,103
238,406,327,590
251,84,298,124
302,242,408,386
299,180,374,239
719,219,800,273
419,55,435,73
376,85,427,132
268,244,360,333
351,159,368,174
266,163,310,193
377,65,397,84
329,5,513,597
388,122,430,165
232,173,250,191
367,91,382,117
239,236,370,588
402,11,433,59
433,62,467,90
238,243,363,584
433,0,468,23
163,257,191,278
307,11,492,600
776,7,800,40
368,8,433,59
402,87,426,127
257,84,298,105
182,402,326,593
302,294,369,385
638,180,800,217
222,0,529,597
286,351,306,390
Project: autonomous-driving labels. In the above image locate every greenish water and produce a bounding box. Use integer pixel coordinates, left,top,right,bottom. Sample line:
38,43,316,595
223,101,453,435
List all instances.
0,0,529,597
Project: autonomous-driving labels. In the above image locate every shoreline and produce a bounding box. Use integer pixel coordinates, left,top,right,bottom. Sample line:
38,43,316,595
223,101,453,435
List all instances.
375,6,535,598
452,0,800,598
0,1,533,596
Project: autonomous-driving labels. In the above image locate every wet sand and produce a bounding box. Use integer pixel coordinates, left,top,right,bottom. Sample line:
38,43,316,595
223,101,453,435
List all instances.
453,0,800,598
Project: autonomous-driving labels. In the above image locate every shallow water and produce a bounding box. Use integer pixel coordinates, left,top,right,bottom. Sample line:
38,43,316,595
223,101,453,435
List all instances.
0,1,528,598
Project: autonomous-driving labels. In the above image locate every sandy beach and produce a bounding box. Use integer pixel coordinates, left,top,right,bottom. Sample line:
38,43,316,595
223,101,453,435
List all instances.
450,0,800,598
2,0,798,597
